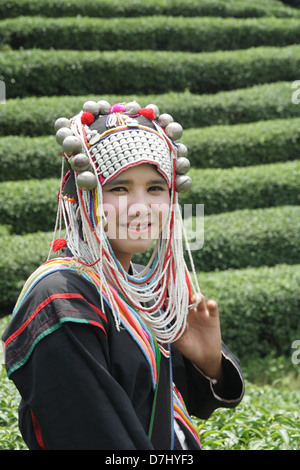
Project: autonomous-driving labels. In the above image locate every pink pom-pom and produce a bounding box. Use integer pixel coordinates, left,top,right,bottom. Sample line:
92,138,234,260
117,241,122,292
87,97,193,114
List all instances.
110,104,126,113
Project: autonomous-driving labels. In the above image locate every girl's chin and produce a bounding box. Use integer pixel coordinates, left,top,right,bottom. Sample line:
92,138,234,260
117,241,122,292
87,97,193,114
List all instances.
109,238,156,257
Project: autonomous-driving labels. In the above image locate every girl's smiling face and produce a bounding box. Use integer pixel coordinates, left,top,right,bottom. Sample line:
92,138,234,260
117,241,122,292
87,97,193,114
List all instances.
101,163,171,271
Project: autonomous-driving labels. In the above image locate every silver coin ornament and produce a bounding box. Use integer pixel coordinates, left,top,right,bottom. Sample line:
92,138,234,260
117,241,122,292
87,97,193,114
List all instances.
76,171,97,190
175,157,190,175
70,153,90,173
56,127,73,145
165,122,183,141
83,100,100,116
54,117,71,132
175,175,192,193
62,135,82,155
97,100,111,115
176,143,188,158
158,113,174,128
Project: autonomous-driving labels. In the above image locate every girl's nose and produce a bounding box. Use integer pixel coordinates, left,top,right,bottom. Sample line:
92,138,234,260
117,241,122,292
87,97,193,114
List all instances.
127,202,150,219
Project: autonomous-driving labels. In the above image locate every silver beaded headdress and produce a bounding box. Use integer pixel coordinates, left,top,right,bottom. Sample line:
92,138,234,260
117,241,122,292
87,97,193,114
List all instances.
52,99,201,346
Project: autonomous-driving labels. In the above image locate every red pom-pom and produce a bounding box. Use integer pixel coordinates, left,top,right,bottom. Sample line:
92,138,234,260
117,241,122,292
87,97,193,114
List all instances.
138,108,155,121
81,111,95,125
50,238,67,252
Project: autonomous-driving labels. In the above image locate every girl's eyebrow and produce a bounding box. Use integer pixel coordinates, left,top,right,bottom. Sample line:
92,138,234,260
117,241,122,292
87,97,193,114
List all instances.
104,178,132,187
104,178,168,187
147,178,168,186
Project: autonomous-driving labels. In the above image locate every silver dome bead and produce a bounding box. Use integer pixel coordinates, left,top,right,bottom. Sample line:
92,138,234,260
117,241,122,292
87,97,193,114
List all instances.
62,135,82,155
56,127,73,145
54,117,71,132
125,101,141,115
145,104,160,119
176,143,188,158
158,113,173,128
97,100,111,115
76,171,97,190
175,157,190,175
83,100,100,116
175,175,192,193
165,122,183,141
70,153,90,172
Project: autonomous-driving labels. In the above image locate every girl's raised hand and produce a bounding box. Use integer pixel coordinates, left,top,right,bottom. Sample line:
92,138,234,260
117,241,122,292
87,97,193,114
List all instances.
174,295,223,382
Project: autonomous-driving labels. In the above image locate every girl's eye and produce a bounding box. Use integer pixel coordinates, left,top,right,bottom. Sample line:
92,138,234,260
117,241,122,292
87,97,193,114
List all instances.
148,185,165,192
109,186,128,192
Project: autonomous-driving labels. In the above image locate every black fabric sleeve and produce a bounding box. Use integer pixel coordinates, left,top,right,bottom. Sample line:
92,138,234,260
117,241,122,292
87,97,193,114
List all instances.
171,341,244,420
12,322,154,450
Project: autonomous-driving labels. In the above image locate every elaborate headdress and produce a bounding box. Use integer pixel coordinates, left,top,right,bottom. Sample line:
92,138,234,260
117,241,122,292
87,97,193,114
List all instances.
51,99,201,345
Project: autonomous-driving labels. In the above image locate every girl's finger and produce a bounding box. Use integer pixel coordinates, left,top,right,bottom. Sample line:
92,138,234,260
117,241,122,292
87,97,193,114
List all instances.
207,299,219,317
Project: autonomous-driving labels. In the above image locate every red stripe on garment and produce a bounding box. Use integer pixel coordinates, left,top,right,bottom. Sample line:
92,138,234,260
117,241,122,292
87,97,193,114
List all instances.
31,410,48,450
90,319,107,337
4,292,107,348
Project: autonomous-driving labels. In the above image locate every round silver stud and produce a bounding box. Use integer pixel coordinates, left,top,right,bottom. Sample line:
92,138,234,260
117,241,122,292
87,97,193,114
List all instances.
62,135,82,155
97,100,111,115
125,101,141,115
158,113,173,128
76,171,97,190
83,100,100,116
175,175,192,193
175,157,190,175
54,117,71,132
176,143,188,158
56,127,73,145
165,122,183,141
70,153,90,173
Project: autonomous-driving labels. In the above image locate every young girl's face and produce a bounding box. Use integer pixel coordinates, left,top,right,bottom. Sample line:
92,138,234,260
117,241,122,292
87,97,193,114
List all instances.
101,163,171,270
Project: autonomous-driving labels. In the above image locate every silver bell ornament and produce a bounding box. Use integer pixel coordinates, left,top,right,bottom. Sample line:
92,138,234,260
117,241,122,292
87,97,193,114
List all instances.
56,127,73,145
76,171,97,190
125,101,141,115
70,153,90,173
175,175,192,193
175,157,190,175
165,122,183,141
97,100,111,115
83,100,100,116
158,113,173,128
54,117,71,132
145,104,160,119
176,143,188,158
62,135,82,155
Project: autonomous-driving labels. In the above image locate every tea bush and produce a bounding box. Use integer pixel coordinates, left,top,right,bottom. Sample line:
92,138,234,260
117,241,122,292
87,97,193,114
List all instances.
2,45,300,98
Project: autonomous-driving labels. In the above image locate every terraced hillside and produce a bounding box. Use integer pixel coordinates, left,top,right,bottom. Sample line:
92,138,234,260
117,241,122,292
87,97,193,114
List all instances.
0,0,300,366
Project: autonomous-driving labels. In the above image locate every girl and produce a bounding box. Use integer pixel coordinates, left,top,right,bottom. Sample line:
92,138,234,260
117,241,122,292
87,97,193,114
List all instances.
2,100,244,450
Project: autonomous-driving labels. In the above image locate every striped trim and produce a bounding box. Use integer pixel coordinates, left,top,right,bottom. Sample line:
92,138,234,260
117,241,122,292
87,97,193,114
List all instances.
173,385,201,448
31,410,48,450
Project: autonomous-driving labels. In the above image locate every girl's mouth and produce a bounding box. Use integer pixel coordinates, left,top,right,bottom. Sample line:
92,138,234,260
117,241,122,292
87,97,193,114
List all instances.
126,223,151,233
